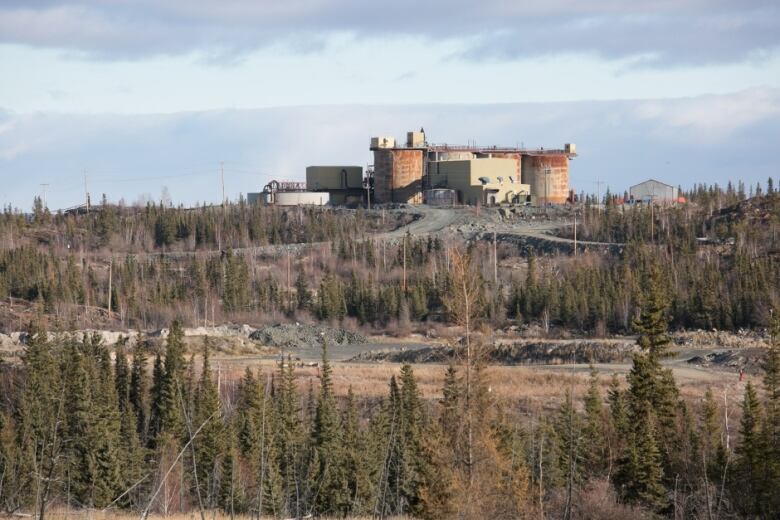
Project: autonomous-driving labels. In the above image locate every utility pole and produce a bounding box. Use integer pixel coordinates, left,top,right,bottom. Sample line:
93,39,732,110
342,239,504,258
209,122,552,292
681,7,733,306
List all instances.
493,231,498,285
40,183,49,208
402,235,407,292
543,166,550,212
594,180,605,213
286,251,291,312
107,255,113,317
220,162,226,206
84,170,90,214
365,166,373,210
573,213,577,256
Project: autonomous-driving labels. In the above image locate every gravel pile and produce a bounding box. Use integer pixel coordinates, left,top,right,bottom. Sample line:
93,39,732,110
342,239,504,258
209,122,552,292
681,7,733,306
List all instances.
249,323,367,349
686,348,767,374
351,340,638,365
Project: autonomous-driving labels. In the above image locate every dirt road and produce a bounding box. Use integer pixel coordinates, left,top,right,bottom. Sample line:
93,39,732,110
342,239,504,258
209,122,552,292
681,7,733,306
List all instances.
379,205,621,251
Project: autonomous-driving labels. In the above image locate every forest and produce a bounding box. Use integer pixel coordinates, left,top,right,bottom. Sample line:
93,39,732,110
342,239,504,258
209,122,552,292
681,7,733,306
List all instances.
1,253,779,519
1,183,779,335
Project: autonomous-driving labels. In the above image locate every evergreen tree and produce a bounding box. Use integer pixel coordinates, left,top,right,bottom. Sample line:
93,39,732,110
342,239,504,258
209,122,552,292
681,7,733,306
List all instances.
193,338,223,507
762,312,780,514
310,341,344,516
294,269,311,310
15,322,65,520
622,415,667,510
160,320,188,441
129,341,149,441
114,345,130,413
582,366,607,477
398,363,426,516
554,389,583,517
338,386,372,516
275,355,303,518
218,426,241,516
147,352,164,446
616,266,678,511
734,381,763,516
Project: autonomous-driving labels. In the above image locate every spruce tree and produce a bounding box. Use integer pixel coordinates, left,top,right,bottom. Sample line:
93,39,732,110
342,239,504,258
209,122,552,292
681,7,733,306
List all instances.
16,322,65,520
616,265,679,511
218,426,242,517
582,366,607,477
129,341,149,441
114,345,130,413
633,415,667,510
439,364,461,449
193,337,223,507
147,352,164,446
734,381,763,516
762,312,780,514
275,355,303,518
398,363,426,516
294,269,311,310
554,389,583,516
160,320,187,441
311,341,344,516
338,386,371,516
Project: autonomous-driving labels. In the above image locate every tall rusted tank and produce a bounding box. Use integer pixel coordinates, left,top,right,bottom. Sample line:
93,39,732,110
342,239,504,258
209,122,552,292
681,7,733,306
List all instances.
373,149,424,204
521,154,569,204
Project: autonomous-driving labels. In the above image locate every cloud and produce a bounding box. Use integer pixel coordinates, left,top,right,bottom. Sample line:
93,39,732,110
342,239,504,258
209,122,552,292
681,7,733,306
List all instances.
0,1,777,66
0,88,778,208
633,87,780,143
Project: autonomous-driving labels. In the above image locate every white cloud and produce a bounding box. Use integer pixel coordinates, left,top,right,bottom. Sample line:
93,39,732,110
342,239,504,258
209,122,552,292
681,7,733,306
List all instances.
634,87,780,142
0,1,777,66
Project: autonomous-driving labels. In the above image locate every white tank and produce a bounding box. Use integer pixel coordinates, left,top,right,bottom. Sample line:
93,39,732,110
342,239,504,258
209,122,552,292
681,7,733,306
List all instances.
273,192,330,206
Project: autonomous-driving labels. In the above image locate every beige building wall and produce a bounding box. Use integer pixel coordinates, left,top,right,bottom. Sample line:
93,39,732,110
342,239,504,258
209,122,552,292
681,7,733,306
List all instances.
306,166,363,191
428,158,530,205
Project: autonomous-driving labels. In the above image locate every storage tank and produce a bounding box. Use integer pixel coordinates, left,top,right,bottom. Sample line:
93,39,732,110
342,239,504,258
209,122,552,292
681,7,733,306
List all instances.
521,154,569,205
424,189,457,207
272,192,330,206
373,149,424,204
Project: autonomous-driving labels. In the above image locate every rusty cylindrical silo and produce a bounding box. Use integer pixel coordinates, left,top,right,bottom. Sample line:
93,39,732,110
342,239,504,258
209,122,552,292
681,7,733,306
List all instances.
521,154,570,204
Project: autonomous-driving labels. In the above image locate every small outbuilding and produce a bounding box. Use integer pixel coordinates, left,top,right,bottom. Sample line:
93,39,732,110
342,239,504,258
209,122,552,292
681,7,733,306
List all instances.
629,179,679,204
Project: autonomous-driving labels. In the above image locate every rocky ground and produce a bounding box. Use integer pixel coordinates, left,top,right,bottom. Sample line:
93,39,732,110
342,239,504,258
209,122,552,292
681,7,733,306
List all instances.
350,338,640,365
249,323,367,349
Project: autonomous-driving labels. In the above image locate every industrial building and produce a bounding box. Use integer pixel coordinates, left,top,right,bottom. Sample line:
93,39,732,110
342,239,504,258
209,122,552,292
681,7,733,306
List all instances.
428,157,526,205
305,166,365,206
629,179,680,204
368,129,576,206
295,128,575,207
248,180,329,206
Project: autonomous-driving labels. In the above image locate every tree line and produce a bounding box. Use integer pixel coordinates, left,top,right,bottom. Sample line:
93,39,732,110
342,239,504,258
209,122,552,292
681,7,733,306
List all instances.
1,191,779,334
1,254,780,518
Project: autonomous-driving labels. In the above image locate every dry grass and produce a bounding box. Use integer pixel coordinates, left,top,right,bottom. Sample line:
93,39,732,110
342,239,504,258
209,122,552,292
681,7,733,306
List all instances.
212,357,755,418
34,509,410,520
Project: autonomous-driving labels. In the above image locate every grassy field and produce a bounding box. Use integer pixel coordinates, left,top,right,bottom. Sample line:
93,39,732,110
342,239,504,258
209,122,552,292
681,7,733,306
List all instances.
212,357,753,415
36,510,410,520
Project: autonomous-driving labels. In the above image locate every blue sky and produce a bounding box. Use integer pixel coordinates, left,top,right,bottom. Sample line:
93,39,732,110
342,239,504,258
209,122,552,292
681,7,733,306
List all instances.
1,1,779,209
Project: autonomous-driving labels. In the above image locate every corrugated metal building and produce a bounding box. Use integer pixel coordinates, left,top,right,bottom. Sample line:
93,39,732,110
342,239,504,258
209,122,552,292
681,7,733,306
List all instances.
629,179,679,203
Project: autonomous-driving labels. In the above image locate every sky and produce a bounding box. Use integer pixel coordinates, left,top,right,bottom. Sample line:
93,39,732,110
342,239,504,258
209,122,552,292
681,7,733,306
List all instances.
1,0,779,209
